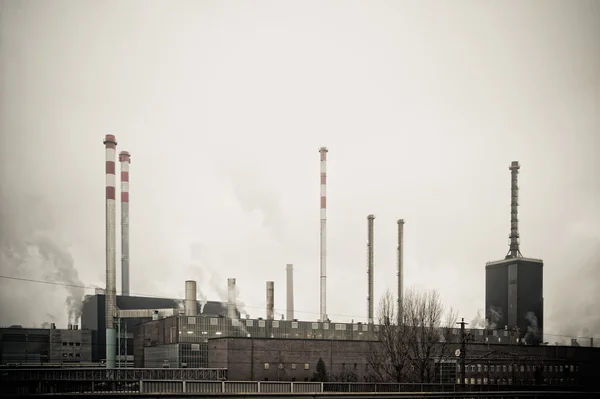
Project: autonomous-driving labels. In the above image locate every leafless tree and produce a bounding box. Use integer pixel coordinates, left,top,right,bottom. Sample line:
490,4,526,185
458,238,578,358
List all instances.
367,288,458,383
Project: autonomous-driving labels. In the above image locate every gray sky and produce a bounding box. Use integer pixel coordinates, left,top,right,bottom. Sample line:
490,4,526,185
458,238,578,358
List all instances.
1,0,599,343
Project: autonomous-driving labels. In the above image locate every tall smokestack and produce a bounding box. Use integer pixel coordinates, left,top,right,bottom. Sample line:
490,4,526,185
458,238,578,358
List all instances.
506,161,523,259
319,147,328,321
266,281,274,320
227,278,237,319
286,264,294,320
397,219,405,324
119,151,131,296
367,215,375,324
185,280,198,316
103,134,117,369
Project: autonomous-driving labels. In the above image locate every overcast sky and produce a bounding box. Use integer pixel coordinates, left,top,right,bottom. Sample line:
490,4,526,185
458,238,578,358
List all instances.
1,0,598,343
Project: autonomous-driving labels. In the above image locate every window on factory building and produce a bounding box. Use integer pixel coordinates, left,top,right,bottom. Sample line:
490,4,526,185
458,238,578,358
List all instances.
508,365,512,372
75,354,80,358
291,364,296,370
272,321,279,328
210,318,218,326
502,365,507,372
521,365,524,372
470,365,475,372
312,323,319,330
353,324,358,331
292,322,298,329
477,364,482,372
246,320,253,327
62,342,67,346
354,363,357,370
490,365,495,372
76,342,80,346
484,365,488,372
341,363,346,370
304,363,309,370
62,353,67,357
264,363,270,370
258,320,266,328
323,323,329,330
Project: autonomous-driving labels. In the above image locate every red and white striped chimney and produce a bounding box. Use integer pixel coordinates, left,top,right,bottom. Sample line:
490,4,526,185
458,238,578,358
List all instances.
103,134,117,369
119,151,131,297
319,147,328,321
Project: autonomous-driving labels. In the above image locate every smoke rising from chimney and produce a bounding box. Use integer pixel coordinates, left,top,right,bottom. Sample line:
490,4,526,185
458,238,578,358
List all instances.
0,188,85,326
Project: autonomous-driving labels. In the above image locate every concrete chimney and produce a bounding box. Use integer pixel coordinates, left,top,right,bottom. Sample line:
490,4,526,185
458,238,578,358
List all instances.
286,264,294,320
319,147,328,321
185,280,198,316
266,281,274,320
119,151,131,296
506,161,523,259
367,215,375,324
103,134,118,370
227,278,237,319
397,219,405,324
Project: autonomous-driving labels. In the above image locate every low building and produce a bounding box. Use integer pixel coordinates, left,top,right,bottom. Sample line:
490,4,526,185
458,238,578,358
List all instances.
133,315,599,388
0,325,92,365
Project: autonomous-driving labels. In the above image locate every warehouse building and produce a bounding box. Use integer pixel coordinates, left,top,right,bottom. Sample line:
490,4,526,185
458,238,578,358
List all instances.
0,325,92,365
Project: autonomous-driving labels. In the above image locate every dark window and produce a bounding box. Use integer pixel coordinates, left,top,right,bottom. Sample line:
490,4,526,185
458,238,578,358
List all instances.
354,363,357,370
62,342,67,346
75,354,80,358
304,378,309,382
264,377,268,381
291,377,296,381
62,353,67,358
75,342,81,346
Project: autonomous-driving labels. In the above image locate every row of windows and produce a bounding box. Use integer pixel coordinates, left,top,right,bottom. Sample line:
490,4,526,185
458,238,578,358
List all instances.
461,364,578,373
459,377,576,385
188,317,372,332
264,362,310,370
61,342,81,346
61,353,81,358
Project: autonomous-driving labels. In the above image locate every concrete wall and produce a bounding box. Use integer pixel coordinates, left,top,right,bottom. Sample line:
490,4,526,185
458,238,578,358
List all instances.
208,338,372,381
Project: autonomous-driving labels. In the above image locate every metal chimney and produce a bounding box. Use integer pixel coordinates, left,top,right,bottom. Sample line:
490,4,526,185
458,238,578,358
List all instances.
119,151,131,296
506,161,523,259
103,134,118,370
367,215,375,324
319,147,328,321
227,278,237,319
266,281,274,320
397,219,405,324
185,280,198,316
286,264,294,320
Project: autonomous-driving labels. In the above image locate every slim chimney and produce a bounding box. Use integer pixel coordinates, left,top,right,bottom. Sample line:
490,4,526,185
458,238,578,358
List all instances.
266,281,274,320
103,134,118,369
286,264,294,320
119,151,131,296
227,278,237,319
319,147,328,321
185,280,198,316
397,219,405,324
367,215,375,324
506,161,523,259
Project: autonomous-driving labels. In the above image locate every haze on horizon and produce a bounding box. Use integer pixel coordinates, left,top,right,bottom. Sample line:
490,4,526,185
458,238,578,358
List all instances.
0,0,598,345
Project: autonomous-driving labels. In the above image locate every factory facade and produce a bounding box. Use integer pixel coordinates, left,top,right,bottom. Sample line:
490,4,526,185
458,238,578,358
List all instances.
0,325,92,365
131,314,599,387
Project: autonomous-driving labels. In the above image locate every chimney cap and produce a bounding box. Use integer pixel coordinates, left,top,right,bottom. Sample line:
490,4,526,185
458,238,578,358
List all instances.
103,134,117,145
319,146,328,152
398,219,405,224
119,151,131,162
367,214,375,219
509,161,520,170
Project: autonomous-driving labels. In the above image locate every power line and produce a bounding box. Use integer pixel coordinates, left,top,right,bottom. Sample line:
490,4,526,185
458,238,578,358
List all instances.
0,274,595,341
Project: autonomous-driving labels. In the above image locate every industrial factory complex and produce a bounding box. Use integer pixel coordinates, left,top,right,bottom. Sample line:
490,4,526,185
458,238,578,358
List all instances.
1,135,598,390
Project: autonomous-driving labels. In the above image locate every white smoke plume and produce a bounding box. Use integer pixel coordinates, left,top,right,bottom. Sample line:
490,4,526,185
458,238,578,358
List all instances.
0,188,85,326
487,305,502,330
470,309,486,329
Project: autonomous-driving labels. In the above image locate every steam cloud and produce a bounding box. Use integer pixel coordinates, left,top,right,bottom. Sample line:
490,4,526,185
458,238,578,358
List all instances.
0,188,85,326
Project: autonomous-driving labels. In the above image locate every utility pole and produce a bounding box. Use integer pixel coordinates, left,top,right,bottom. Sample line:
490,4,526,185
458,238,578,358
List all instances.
457,318,468,390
